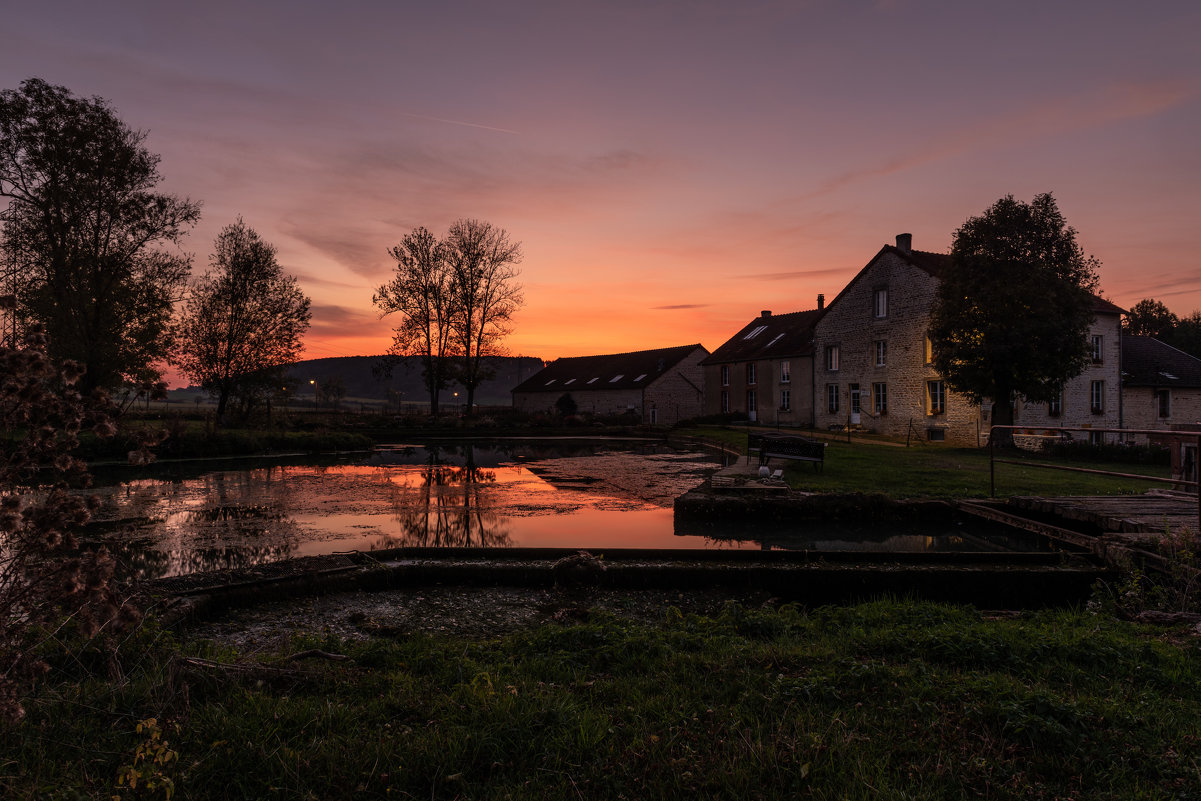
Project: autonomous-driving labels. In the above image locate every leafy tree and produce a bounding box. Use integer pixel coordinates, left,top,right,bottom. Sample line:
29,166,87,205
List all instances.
1124,298,1178,340
928,193,1101,444
1172,311,1201,359
444,219,523,413
374,228,456,415
0,78,200,392
173,220,311,421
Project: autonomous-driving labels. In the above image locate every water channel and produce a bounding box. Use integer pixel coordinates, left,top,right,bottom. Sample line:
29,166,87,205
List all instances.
85,439,1047,580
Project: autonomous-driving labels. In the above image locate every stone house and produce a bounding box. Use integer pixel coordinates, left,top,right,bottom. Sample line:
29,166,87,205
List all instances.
511,344,707,425
1121,336,1201,431
699,308,824,426
810,234,1124,446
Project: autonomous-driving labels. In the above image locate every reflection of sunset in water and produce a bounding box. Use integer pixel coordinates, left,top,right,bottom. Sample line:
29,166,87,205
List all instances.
85,444,730,579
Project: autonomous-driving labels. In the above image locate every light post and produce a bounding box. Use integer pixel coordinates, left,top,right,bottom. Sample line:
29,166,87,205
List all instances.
310,379,317,411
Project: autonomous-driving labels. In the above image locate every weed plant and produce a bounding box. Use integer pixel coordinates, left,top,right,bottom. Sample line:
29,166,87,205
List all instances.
4,600,1199,800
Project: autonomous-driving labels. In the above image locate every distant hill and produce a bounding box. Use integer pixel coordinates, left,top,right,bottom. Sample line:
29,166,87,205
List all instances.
172,355,545,410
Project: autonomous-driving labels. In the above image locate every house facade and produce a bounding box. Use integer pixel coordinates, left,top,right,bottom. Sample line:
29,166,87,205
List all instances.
810,234,1123,446
699,308,823,427
1121,336,1201,431
511,344,707,425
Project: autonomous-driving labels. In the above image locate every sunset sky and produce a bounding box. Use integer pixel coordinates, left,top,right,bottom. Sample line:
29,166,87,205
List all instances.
4,1,1199,376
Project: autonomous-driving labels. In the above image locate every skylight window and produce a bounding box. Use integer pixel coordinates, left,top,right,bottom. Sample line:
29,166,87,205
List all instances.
587,377,599,384
633,374,647,382
765,333,785,348
545,379,556,386
565,378,576,385
609,374,624,382
743,325,768,340
1160,371,1179,380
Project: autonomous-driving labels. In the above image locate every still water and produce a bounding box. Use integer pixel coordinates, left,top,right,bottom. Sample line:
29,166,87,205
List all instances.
85,440,1044,579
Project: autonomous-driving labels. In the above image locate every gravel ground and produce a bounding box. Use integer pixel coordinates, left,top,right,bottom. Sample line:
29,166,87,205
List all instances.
184,584,765,655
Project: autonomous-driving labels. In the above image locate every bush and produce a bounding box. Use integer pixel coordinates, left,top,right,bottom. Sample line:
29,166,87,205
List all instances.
1042,438,1170,465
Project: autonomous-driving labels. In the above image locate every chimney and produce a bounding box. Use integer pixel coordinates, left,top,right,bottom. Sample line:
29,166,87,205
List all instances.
817,293,825,310
896,233,912,253
761,310,771,318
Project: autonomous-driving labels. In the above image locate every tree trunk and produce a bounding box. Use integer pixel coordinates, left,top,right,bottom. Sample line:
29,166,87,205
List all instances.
990,376,1015,447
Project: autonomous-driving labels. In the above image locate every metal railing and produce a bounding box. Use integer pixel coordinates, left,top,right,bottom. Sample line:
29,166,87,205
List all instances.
988,424,1201,531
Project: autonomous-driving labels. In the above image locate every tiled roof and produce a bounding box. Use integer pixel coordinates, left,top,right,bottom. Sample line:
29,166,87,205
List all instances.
1122,336,1201,388
701,309,823,365
851,244,1124,315
512,344,706,394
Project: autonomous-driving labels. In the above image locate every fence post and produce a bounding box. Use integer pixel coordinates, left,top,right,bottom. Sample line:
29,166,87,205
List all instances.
989,427,995,498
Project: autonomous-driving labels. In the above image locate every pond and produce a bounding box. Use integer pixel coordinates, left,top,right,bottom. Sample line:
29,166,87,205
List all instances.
84,439,1047,579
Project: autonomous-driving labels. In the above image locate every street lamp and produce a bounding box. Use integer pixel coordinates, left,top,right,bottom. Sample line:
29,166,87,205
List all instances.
310,379,317,411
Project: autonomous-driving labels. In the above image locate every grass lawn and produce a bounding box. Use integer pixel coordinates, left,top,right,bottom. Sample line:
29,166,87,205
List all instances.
686,426,1170,499
8,601,1200,800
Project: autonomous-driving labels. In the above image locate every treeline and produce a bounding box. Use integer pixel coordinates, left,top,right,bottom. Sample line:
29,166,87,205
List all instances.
1123,299,1201,357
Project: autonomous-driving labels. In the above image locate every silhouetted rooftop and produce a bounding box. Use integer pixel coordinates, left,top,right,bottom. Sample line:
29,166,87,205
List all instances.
1122,336,1201,388
701,309,824,365
512,344,707,394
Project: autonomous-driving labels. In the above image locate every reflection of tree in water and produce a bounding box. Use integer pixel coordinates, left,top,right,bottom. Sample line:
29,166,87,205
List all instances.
385,445,512,547
101,538,297,580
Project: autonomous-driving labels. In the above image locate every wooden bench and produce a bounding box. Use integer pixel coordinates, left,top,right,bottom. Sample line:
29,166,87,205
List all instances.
747,433,827,472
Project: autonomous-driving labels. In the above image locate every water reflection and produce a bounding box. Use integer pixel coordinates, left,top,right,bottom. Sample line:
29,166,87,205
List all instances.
84,442,725,579
383,445,512,548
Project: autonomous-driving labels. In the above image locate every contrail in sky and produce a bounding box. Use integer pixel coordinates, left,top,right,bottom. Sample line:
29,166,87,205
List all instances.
402,112,519,135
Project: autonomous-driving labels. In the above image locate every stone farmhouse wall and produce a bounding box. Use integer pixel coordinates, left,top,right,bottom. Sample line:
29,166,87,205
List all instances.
1124,387,1201,432
703,355,814,426
811,248,1123,446
643,347,706,425
514,387,643,417
513,347,706,425
1007,313,1123,441
812,251,985,445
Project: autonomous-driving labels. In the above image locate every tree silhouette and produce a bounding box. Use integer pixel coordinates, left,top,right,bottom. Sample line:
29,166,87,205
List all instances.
929,193,1101,444
173,219,311,421
0,78,200,392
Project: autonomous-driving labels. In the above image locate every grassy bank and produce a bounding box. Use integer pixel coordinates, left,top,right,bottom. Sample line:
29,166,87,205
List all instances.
686,425,1171,498
7,600,1199,800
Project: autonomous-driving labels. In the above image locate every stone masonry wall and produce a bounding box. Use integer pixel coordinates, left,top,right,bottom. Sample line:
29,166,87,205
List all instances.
812,252,984,445
644,347,707,424
1123,387,1201,432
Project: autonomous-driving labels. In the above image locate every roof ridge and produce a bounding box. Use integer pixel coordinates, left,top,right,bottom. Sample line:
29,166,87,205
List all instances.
553,343,703,361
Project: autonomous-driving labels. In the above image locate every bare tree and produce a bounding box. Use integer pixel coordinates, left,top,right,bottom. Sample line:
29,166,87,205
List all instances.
0,78,200,393
374,228,456,415
443,219,523,413
173,219,311,421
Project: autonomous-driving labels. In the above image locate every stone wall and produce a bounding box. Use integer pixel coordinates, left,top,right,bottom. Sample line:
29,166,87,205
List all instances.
812,251,984,444
702,355,814,426
514,387,643,417
644,347,707,424
1123,387,1201,432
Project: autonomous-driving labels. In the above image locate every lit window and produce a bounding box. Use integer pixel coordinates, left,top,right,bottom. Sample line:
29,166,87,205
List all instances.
924,335,934,364
927,380,945,415
780,360,791,383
